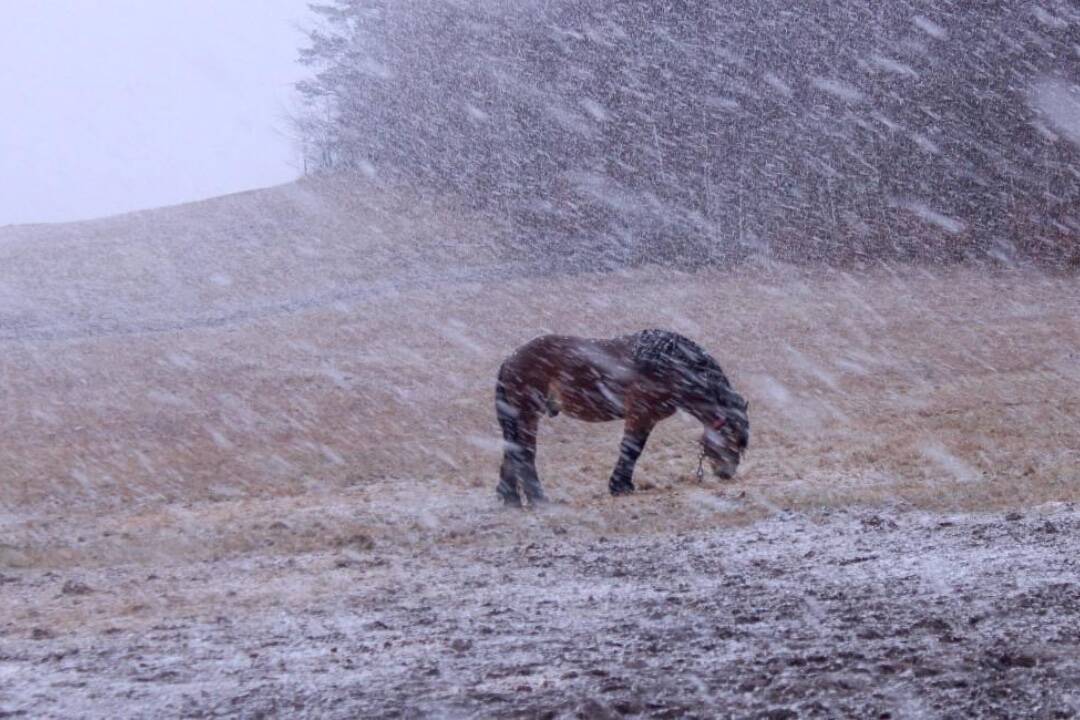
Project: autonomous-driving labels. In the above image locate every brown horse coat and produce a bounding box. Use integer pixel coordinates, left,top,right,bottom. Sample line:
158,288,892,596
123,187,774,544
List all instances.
495,329,749,506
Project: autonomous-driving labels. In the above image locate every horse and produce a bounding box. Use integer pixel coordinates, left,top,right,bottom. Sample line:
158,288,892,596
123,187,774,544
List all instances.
494,328,750,506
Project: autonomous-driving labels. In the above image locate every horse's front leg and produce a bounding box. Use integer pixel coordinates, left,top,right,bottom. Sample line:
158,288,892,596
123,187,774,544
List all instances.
609,422,653,496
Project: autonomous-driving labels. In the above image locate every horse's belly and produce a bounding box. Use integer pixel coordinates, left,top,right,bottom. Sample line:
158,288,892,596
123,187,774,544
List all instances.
555,383,624,422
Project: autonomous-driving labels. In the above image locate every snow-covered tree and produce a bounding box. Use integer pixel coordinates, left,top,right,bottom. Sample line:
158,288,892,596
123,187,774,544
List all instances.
296,0,1080,267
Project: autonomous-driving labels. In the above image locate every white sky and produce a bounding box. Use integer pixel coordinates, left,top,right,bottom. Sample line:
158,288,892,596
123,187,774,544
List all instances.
0,0,312,226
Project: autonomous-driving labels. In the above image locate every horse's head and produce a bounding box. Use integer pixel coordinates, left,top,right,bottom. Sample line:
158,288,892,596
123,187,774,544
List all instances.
695,387,750,480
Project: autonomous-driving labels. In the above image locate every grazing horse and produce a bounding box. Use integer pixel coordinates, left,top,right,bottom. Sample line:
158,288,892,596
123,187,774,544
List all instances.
495,329,749,506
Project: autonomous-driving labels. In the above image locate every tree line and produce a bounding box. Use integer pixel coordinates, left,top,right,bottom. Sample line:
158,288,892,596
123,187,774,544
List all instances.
296,0,1080,268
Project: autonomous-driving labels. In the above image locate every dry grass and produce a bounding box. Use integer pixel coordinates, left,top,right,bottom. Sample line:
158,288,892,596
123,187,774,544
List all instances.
4,184,1079,718
2,259,1078,570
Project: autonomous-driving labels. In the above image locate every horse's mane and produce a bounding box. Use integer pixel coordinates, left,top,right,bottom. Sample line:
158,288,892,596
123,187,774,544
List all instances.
630,329,730,387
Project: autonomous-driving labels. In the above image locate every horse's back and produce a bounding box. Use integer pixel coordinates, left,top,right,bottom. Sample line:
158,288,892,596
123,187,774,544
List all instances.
502,333,635,376
498,333,636,422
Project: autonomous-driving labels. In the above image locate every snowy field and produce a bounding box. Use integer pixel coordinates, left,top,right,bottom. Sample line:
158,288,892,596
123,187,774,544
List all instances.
1,181,1079,717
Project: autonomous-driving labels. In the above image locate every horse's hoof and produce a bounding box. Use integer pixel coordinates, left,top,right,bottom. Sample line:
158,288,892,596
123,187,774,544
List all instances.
497,492,523,508
609,484,635,496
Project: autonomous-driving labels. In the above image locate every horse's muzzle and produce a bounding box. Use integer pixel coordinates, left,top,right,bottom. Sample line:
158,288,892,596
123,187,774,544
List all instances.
708,453,740,480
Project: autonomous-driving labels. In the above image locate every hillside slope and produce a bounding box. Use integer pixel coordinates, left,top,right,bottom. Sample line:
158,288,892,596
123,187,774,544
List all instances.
0,176,507,342
2,182,1079,717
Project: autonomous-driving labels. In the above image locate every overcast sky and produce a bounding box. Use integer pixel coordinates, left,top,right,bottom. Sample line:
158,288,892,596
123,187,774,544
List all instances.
0,0,312,226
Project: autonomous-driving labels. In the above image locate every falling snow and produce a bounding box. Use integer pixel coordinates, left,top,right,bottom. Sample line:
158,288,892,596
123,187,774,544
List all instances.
2,1,1080,717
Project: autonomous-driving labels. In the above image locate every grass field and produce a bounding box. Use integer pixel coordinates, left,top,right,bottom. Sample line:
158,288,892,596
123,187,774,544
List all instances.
1,181,1078,717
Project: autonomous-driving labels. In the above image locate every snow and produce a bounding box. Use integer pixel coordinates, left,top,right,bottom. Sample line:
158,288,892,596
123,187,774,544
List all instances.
811,77,866,103
917,442,980,484
2,505,1079,717
1032,78,1080,147
912,15,949,40
900,201,966,234
2,1,1079,716
869,54,920,78
762,73,793,98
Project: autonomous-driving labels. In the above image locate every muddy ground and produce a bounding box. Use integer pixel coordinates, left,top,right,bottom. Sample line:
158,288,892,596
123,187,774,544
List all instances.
2,501,1078,718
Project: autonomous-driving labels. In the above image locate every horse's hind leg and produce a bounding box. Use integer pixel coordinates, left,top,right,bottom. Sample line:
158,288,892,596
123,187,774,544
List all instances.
496,382,547,506
498,453,523,507
496,383,524,506
501,449,544,506
514,412,546,505
496,419,544,506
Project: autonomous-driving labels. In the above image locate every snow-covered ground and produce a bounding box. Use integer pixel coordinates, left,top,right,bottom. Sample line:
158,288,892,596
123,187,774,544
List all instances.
1,181,1078,717
2,505,1078,718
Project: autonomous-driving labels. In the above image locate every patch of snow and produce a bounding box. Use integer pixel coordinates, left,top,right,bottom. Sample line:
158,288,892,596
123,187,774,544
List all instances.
1031,79,1080,147
912,15,948,39
900,201,966,234
869,54,919,78
811,77,864,103
763,73,793,98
